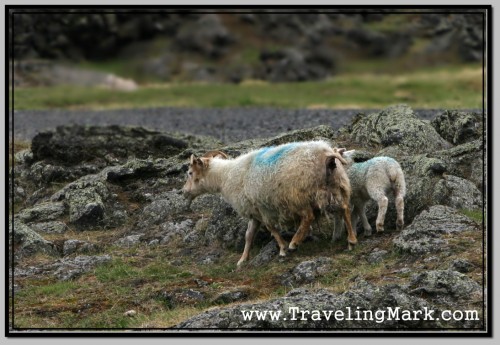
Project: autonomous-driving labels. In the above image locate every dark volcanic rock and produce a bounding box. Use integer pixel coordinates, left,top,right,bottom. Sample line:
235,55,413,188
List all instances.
31,125,187,165
281,257,333,287
410,269,481,303
348,104,450,153
393,205,478,256
175,14,234,59
176,278,482,329
431,110,483,145
17,202,66,223
10,218,58,261
430,139,484,190
212,290,250,305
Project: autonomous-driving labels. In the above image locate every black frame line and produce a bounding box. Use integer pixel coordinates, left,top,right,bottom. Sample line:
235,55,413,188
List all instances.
5,4,492,337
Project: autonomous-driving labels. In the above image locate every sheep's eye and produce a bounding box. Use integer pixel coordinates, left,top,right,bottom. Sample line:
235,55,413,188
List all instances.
188,171,193,177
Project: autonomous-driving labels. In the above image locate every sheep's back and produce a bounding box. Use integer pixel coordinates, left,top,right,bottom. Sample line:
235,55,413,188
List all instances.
244,142,331,223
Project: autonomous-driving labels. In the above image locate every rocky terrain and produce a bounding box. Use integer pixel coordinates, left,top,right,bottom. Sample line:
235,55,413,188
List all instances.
9,104,486,331
10,10,485,84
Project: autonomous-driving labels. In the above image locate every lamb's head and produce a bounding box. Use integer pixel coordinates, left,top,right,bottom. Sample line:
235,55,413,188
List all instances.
182,150,228,201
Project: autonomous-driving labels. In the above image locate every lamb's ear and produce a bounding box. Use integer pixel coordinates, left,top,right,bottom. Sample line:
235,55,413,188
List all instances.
343,150,356,158
190,154,196,165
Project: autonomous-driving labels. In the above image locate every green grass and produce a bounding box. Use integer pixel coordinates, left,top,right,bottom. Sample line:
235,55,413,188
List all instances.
12,65,483,110
461,209,485,223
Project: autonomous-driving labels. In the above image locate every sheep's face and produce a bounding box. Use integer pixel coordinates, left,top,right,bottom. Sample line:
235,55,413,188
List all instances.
182,154,211,200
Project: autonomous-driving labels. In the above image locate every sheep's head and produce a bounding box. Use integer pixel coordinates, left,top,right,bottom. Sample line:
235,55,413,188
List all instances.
182,150,228,200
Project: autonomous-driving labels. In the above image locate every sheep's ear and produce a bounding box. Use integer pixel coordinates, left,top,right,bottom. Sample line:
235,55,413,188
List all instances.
200,157,211,169
202,150,229,159
336,148,347,155
214,151,228,159
190,154,205,168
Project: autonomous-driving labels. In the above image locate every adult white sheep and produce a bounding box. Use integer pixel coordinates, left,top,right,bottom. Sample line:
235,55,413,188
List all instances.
182,141,358,267
342,151,406,236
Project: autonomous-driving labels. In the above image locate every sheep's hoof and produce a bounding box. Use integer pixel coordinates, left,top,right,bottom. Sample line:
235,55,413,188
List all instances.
376,224,384,233
348,243,354,251
288,243,298,251
279,250,288,257
364,228,372,237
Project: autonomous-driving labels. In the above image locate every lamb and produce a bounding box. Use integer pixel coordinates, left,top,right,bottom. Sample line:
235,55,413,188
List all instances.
341,151,406,236
182,141,358,267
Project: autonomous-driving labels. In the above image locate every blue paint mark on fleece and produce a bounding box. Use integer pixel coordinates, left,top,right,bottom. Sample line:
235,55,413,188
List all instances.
254,143,298,167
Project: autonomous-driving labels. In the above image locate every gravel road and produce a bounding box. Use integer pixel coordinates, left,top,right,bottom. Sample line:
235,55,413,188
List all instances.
11,107,471,143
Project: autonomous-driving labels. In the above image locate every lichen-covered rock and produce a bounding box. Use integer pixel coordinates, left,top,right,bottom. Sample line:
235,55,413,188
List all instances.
53,255,112,280
158,289,206,308
51,174,110,229
212,289,250,304
17,202,66,223
432,175,482,210
366,249,389,264
176,278,482,329
410,270,481,303
249,240,279,267
393,205,478,255
431,139,484,190
30,221,68,234
63,239,98,256
9,219,58,260
431,110,483,145
114,233,145,247
348,104,450,153
450,259,475,273
202,197,248,250
138,191,190,228
281,257,333,287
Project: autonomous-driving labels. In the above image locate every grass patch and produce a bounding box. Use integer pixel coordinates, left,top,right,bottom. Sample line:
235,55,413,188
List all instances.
460,209,484,223
12,65,483,110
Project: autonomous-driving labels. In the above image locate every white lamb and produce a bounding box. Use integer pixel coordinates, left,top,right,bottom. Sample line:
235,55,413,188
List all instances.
342,150,406,236
182,141,358,267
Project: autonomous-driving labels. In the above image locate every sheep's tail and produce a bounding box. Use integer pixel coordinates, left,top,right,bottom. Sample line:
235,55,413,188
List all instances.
389,164,406,197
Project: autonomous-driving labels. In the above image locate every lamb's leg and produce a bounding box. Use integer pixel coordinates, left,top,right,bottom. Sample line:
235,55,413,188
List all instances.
357,202,372,236
237,219,260,267
395,193,404,231
268,227,288,257
372,194,388,232
289,208,315,251
342,203,358,250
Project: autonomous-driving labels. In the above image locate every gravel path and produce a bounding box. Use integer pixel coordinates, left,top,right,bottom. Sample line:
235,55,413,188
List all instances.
11,107,466,143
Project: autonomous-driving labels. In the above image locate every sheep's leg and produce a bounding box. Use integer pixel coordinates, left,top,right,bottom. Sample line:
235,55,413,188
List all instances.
289,208,315,251
350,206,360,236
237,219,260,267
342,203,358,250
268,227,288,257
395,193,404,231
